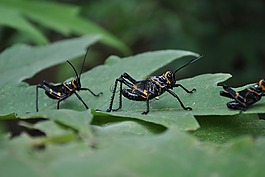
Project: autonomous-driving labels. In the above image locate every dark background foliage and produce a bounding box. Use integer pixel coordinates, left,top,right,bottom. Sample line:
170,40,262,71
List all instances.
1,0,265,85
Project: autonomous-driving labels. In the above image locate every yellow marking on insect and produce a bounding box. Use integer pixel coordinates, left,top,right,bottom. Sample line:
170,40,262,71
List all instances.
49,89,53,94
248,88,262,96
165,71,171,84
235,92,239,98
72,80,77,89
244,98,247,103
57,92,61,98
150,77,165,88
133,85,137,91
140,90,148,98
63,83,72,91
259,80,265,91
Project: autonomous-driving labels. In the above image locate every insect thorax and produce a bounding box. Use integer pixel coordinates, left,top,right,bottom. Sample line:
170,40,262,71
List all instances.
150,71,175,89
63,79,79,92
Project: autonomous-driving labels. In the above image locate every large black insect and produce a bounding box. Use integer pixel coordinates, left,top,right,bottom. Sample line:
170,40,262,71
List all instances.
36,49,102,112
220,79,265,111
106,56,202,115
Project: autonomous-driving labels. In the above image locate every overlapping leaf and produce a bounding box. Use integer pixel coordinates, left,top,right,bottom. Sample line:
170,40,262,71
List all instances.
1,129,265,177
21,109,94,143
46,50,202,130
0,0,129,53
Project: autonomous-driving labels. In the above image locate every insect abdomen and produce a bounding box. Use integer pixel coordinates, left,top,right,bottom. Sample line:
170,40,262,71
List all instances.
122,89,146,101
45,89,63,99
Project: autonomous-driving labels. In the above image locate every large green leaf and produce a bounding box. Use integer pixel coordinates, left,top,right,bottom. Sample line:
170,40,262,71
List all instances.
1,43,246,131
1,129,265,177
78,52,237,130
0,5,47,44
21,109,94,143
44,50,201,130
0,35,100,117
0,0,129,53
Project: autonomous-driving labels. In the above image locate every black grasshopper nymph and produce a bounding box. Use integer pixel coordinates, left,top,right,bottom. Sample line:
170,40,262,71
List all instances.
36,48,102,112
106,55,202,114
220,79,265,111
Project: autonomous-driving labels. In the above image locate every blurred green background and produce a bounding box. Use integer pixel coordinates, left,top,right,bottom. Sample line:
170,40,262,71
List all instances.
1,0,265,86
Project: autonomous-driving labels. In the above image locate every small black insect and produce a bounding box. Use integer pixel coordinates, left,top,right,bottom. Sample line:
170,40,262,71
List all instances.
36,49,102,112
106,56,202,114
220,79,265,111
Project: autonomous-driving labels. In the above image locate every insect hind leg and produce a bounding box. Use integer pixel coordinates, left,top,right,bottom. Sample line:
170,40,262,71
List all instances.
166,89,192,110
222,84,247,107
121,72,137,84
106,78,123,112
220,91,234,99
227,100,248,111
106,73,136,112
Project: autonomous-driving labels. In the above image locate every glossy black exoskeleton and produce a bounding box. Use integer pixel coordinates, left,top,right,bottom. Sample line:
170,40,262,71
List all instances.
106,56,202,114
36,49,102,112
220,79,265,111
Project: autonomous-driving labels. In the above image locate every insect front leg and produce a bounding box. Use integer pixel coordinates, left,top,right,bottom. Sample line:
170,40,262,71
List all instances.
80,88,103,97
73,91,89,109
174,83,196,93
166,89,192,110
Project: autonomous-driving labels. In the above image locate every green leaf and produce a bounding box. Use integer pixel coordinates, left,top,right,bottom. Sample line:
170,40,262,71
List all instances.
48,130,265,177
0,35,100,117
92,116,167,137
1,129,265,177
0,35,100,86
21,109,93,142
192,114,265,143
81,50,202,130
0,0,129,53
0,5,48,44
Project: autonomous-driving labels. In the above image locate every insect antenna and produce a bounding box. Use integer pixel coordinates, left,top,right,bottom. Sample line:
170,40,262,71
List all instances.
79,48,89,79
67,60,79,79
173,55,203,75
66,48,89,80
